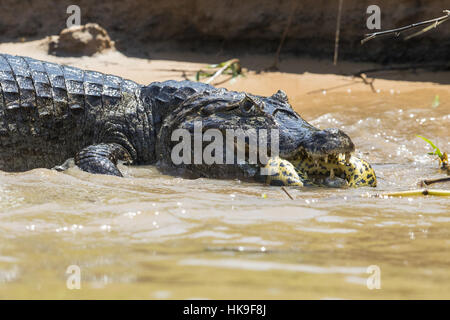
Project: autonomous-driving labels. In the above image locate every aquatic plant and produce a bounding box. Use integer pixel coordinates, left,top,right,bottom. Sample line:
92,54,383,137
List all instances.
196,59,244,84
416,135,448,168
431,95,440,108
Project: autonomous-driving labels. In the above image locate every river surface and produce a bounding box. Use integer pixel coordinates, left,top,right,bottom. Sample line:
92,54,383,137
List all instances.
0,87,449,299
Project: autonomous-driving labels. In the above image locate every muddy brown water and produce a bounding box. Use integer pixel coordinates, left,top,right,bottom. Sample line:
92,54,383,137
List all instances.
0,87,449,299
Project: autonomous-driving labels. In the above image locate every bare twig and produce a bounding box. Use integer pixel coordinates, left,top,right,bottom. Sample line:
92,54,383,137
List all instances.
306,75,378,94
267,2,298,71
306,80,360,95
361,10,450,44
281,186,294,200
353,64,450,76
419,177,450,187
404,17,449,40
155,68,199,80
181,70,190,81
354,73,376,93
380,189,450,197
333,0,344,65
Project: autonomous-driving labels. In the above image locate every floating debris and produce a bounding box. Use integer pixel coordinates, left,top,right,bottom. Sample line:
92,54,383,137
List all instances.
196,59,244,85
380,189,450,197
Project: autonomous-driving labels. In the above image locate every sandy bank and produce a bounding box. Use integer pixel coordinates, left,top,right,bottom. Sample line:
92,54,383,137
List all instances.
0,38,448,115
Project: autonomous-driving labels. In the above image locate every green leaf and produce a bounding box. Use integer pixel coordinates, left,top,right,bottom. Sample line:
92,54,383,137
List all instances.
416,135,443,158
431,95,440,108
196,59,244,83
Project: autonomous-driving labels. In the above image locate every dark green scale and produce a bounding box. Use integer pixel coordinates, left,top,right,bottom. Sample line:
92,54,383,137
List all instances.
0,53,147,172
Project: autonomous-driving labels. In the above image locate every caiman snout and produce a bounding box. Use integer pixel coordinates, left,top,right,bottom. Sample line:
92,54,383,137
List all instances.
302,128,355,158
280,125,355,161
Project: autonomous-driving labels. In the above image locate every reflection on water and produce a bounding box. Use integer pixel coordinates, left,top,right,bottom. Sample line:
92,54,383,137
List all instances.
0,89,449,299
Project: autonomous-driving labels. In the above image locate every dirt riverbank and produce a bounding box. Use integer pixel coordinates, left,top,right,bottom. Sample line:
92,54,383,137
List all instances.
0,38,449,111
1,0,449,63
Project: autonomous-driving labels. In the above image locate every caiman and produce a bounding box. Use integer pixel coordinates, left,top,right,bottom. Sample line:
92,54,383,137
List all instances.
0,54,376,187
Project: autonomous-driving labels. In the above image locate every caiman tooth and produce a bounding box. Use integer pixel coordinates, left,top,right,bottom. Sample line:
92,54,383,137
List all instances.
324,156,328,163
7,104,20,110
330,168,335,179
345,152,351,164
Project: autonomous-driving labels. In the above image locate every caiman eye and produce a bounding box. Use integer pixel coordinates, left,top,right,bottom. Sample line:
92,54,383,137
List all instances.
272,90,288,102
239,96,255,114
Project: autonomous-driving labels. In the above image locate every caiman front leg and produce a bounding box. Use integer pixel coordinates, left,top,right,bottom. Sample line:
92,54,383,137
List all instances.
74,143,132,177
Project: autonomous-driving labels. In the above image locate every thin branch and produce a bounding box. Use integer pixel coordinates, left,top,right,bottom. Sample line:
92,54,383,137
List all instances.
380,189,450,197
307,63,450,95
306,80,361,95
281,187,294,200
266,2,298,71
353,64,450,77
354,73,376,93
181,70,190,81
361,10,450,44
419,177,450,187
333,0,344,65
404,18,449,40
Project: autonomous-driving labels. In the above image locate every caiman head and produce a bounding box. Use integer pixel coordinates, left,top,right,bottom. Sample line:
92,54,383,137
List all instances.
150,82,376,187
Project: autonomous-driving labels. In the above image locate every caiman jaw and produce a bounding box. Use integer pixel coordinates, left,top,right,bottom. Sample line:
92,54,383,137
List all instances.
263,119,377,188
281,127,356,162
264,153,377,188
290,153,377,187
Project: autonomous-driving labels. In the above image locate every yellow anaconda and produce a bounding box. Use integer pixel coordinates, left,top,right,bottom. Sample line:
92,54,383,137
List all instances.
264,154,376,188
